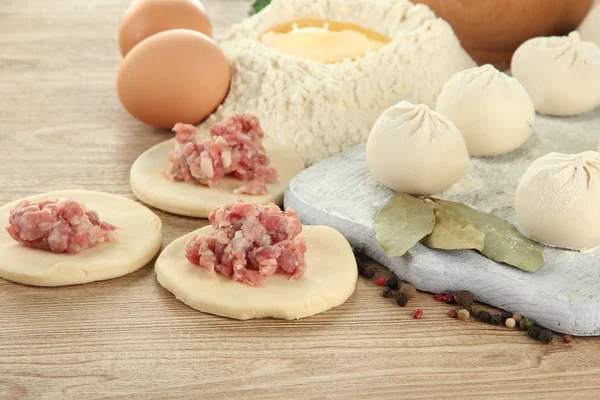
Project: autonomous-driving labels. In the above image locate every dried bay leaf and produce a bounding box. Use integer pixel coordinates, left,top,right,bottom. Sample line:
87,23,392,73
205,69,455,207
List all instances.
422,207,485,251
433,199,545,272
375,194,435,257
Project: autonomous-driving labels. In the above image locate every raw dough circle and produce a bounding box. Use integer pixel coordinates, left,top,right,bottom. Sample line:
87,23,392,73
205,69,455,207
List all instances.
155,225,357,320
130,138,305,218
436,64,535,157
515,151,600,250
366,101,469,195
0,190,162,286
511,32,600,117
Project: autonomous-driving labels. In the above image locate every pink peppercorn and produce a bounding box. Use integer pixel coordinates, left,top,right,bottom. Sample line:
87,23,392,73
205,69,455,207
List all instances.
442,294,454,303
376,277,387,286
434,293,444,302
413,309,423,319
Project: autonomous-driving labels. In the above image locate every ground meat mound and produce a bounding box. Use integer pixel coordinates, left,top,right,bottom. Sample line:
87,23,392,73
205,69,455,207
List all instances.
185,200,307,287
5,198,118,254
233,179,268,196
166,113,278,194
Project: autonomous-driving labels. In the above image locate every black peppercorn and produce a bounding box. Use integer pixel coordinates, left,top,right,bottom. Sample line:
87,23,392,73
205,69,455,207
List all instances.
454,290,475,309
538,330,553,344
471,305,486,316
395,292,409,307
491,314,504,325
357,263,366,275
353,250,365,261
527,326,542,340
500,311,513,322
386,276,399,290
477,311,492,323
381,288,393,298
361,266,376,279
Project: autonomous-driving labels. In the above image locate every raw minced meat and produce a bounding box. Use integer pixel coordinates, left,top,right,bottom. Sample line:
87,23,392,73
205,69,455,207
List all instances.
185,200,307,287
5,198,118,254
233,179,268,196
166,113,278,193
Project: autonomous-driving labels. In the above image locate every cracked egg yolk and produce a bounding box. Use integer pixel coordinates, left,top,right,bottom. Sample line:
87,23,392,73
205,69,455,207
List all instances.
259,19,391,63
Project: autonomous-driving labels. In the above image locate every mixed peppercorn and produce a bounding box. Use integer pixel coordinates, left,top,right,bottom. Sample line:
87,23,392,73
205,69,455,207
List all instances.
355,252,572,345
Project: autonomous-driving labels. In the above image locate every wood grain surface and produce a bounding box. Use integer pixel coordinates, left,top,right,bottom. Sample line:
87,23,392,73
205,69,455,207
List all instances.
1,1,600,399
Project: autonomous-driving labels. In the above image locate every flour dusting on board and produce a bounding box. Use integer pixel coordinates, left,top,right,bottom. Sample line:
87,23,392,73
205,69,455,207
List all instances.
285,108,600,335
441,110,600,220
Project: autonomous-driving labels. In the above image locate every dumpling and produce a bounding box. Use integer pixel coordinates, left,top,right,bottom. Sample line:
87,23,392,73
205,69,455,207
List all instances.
511,32,600,117
366,101,469,195
580,4,600,46
436,64,535,157
515,151,600,250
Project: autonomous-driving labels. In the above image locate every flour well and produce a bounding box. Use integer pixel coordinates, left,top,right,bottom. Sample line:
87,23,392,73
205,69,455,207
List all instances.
200,0,475,165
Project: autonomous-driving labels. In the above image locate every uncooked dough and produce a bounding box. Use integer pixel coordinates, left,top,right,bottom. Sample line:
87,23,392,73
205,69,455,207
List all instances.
130,138,304,218
511,32,600,117
436,64,535,157
580,4,600,46
155,225,357,320
515,151,600,250
366,101,469,195
0,190,162,286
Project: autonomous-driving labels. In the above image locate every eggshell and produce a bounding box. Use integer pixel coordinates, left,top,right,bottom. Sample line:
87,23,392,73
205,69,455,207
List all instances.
117,29,230,129
119,0,213,57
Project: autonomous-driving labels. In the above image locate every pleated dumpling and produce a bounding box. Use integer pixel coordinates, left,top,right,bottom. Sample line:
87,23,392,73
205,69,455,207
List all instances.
515,151,600,250
436,64,535,157
511,32,600,117
366,101,469,196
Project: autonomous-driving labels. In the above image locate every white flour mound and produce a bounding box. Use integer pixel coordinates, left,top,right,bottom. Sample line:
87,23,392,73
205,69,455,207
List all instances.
201,0,475,165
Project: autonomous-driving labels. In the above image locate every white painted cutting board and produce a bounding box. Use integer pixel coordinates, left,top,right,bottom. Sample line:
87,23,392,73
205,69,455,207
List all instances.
285,109,600,336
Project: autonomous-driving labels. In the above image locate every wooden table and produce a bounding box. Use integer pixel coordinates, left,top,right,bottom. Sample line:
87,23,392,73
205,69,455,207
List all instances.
2,1,600,398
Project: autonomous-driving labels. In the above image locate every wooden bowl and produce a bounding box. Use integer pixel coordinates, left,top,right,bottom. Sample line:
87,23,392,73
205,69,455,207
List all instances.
413,0,594,64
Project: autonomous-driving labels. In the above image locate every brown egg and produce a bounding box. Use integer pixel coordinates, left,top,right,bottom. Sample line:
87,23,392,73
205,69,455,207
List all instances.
119,0,213,57
117,29,230,129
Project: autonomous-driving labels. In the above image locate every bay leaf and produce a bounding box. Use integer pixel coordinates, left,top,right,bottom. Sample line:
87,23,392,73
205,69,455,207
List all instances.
433,199,545,272
375,194,435,257
422,207,485,251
